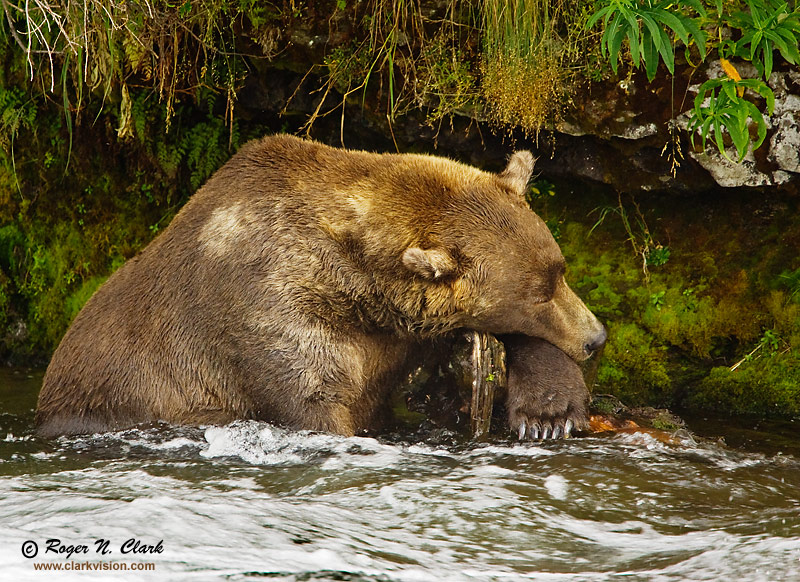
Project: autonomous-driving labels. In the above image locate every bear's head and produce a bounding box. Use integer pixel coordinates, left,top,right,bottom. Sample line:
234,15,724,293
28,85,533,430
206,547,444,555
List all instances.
401,151,606,362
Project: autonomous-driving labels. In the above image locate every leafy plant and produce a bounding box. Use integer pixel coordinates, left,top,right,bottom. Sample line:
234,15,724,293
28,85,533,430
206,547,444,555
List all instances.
645,245,670,267
586,0,800,163
686,76,775,161
587,0,707,81
759,328,782,354
729,0,800,79
650,290,666,310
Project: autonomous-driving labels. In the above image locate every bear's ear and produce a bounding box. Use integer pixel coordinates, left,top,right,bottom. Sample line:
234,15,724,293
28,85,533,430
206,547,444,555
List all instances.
499,151,536,195
402,247,457,280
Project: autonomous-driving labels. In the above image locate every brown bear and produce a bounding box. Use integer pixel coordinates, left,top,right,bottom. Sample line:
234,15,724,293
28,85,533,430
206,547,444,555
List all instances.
35,135,605,438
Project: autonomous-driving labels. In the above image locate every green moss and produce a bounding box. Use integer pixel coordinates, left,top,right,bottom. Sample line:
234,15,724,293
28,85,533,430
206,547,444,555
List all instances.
689,353,800,417
765,291,800,349
596,322,672,405
590,394,626,415
560,222,642,319
641,280,763,357
649,412,683,432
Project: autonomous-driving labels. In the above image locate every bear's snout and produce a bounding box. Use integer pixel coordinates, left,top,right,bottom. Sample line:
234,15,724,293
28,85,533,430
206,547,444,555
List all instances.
584,326,607,357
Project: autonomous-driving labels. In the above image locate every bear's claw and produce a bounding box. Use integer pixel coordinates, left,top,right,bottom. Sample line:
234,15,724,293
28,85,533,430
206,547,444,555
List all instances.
514,417,581,441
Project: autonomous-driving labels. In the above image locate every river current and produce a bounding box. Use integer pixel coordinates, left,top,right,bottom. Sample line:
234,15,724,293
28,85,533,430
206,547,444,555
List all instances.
1,368,799,581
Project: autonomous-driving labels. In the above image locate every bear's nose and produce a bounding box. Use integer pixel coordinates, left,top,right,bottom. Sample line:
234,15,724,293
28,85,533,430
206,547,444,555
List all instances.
584,327,607,356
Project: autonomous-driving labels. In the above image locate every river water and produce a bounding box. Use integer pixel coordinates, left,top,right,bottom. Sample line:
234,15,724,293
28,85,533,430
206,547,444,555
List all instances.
1,367,799,581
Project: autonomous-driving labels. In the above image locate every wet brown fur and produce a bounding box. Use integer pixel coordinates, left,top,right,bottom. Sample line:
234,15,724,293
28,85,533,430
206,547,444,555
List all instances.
504,336,590,438
36,135,603,437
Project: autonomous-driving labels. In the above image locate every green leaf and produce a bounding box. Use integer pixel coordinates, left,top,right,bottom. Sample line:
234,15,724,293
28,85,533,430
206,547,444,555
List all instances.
786,15,800,34
656,25,674,73
736,30,756,55
681,0,708,18
693,90,706,115
713,118,729,160
761,38,773,78
762,4,783,27
587,6,610,29
683,17,707,59
728,108,750,161
764,29,789,55
608,19,627,71
729,129,749,162
657,10,690,45
621,10,642,65
640,12,664,53
746,101,768,149
620,7,640,35
750,31,763,62
773,28,800,62
749,1,766,27
739,78,776,113
687,112,699,135
722,80,737,101
628,28,641,67
642,26,659,81
602,11,625,59
700,116,714,149
694,79,718,111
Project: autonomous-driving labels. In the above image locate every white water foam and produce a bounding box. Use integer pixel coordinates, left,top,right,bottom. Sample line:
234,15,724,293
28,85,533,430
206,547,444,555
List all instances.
201,421,404,468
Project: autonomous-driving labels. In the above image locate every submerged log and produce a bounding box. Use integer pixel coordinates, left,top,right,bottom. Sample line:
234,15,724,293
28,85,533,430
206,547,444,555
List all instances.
468,332,507,440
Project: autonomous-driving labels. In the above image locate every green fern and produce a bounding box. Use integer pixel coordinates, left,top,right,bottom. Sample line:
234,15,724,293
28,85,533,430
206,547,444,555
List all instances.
186,120,228,190
0,88,37,152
